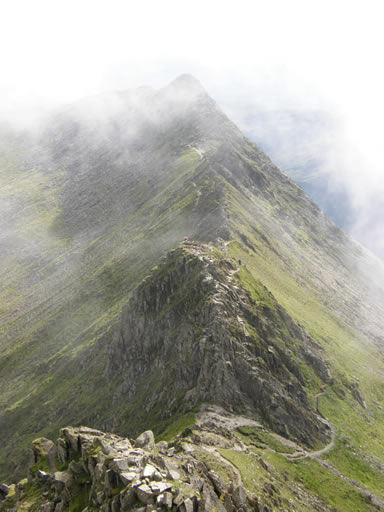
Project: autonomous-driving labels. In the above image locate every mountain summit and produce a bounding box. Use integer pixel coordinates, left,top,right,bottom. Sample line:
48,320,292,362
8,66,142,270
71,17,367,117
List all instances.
167,73,207,92
1,77,384,510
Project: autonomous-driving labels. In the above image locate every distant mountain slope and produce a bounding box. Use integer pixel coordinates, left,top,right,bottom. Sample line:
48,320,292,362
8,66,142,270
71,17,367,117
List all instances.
0,76,384,511
237,109,355,231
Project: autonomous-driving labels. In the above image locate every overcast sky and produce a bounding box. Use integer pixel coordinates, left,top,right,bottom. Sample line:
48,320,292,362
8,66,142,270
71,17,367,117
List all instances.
1,0,384,254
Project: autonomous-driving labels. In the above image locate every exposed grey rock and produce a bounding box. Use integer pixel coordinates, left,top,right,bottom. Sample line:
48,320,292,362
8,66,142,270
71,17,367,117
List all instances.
68,460,85,475
162,491,173,509
113,439,132,452
152,470,162,481
223,492,235,512
198,483,226,512
104,469,118,497
96,491,105,505
61,429,79,454
181,498,194,512
149,482,172,494
101,440,115,455
36,471,51,486
156,441,168,454
111,494,120,512
173,489,185,506
141,464,157,479
1,426,265,512
232,485,247,509
120,487,136,509
53,472,70,486
79,427,104,436
166,467,180,481
135,431,155,450
189,478,203,494
119,471,137,485
136,483,155,505
208,470,225,495
56,439,68,465
109,458,130,473
32,438,55,460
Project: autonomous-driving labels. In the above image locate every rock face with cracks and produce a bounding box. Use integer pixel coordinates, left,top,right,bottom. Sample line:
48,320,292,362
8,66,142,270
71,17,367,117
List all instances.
104,241,331,447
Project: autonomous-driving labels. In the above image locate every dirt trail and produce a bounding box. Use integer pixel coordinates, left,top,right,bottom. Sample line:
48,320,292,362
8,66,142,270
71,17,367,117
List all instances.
308,424,337,458
268,387,337,461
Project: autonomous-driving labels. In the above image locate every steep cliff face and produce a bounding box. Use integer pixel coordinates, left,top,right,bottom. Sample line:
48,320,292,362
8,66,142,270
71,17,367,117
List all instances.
104,241,330,447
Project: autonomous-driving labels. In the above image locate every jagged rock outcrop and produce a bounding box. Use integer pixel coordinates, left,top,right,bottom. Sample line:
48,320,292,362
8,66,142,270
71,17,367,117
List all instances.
103,241,331,447
0,426,258,512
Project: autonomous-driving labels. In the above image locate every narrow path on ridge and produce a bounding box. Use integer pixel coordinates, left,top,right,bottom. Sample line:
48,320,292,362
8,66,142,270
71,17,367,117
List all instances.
271,388,337,460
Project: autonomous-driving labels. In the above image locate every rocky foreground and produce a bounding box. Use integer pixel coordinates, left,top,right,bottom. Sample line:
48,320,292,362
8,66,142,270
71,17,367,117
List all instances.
3,403,384,512
0,424,262,512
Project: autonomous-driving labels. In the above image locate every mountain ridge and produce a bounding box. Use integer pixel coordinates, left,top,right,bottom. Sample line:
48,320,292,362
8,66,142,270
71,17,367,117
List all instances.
1,75,384,510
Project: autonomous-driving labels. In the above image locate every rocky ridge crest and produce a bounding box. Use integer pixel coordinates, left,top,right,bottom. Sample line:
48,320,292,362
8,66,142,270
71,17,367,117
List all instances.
102,241,331,446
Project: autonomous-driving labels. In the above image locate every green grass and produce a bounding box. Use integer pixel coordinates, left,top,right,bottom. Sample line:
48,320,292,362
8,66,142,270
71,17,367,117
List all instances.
67,485,91,512
156,411,197,442
220,448,372,512
15,480,43,512
227,234,384,455
236,426,296,454
267,451,370,512
29,455,50,477
324,439,384,497
219,449,265,494
192,449,238,484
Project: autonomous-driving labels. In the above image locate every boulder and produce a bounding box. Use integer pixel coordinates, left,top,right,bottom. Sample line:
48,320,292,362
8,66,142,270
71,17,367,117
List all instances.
119,472,137,485
142,464,157,479
156,441,168,454
120,487,136,509
163,491,173,509
173,489,185,506
136,483,155,505
32,438,55,465
109,458,130,473
181,498,194,512
113,439,132,452
149,482,172,495
232,485,247,509
198,483,226,512
135,431,155,450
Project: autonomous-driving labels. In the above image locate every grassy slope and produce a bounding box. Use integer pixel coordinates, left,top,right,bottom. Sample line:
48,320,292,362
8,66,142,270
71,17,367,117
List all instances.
1,84,384,510
0,136,230,479
224,192,384,503
0,144,209,478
